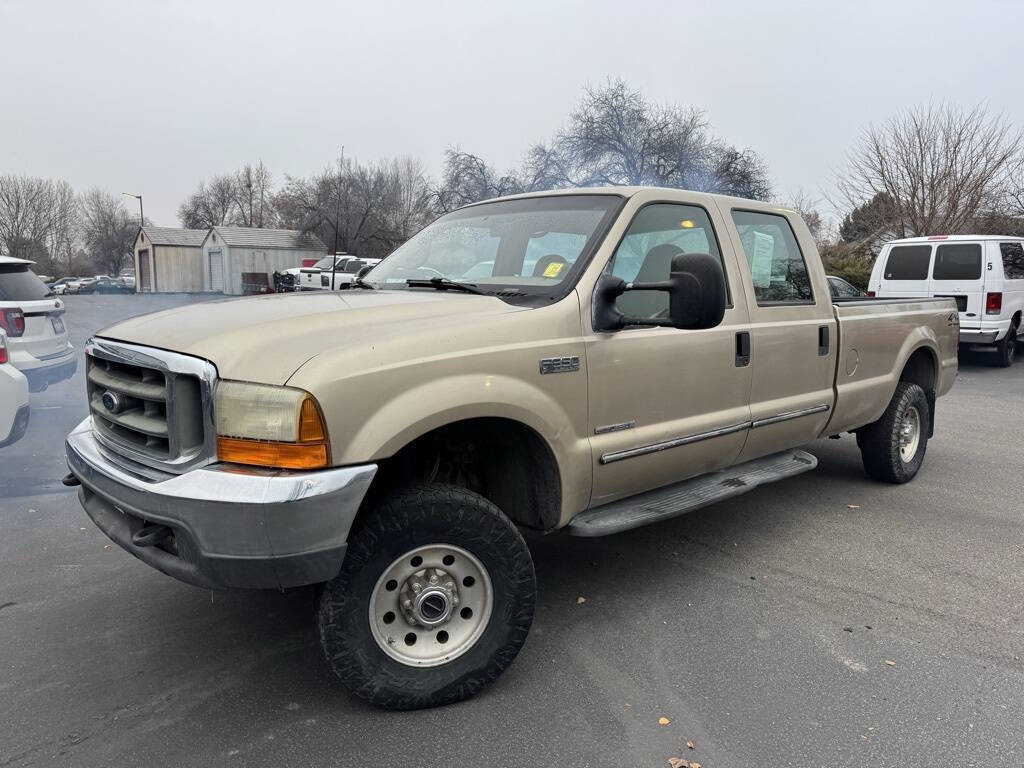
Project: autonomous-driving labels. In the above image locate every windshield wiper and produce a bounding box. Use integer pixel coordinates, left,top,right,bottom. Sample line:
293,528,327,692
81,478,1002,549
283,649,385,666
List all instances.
406,277,487,295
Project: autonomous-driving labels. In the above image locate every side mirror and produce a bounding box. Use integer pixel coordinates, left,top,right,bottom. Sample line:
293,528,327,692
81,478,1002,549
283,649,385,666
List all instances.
594,252,727,332
356,265,372,279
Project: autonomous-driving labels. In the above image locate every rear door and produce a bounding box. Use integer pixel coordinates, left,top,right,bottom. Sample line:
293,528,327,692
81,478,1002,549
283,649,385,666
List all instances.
723,207,837,462
927,241,984,331
877,243,933,298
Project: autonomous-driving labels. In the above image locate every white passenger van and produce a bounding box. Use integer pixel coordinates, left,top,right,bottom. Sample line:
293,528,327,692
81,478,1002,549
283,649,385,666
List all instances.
869,235,1024,366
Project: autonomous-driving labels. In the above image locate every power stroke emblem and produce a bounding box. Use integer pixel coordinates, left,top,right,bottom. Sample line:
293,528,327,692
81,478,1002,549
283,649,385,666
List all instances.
539,356,580,375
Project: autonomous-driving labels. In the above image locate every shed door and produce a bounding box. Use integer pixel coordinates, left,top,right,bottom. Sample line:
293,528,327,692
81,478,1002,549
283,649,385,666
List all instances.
138,249,152,292
208,249,224,292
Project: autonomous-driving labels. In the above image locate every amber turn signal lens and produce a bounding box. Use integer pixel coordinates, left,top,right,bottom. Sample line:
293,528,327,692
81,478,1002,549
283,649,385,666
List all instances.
217,437,329,470
298,397,327,442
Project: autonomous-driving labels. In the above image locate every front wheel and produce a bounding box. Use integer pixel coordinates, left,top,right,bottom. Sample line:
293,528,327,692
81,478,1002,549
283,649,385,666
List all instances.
856,381,930,484
317,484,536,710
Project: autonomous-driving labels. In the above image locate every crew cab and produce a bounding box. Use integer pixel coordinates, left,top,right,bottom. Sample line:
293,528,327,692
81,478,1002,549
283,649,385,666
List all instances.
0,256,76,391
869,235,1024,366
296,255,351,290
65,188,958,710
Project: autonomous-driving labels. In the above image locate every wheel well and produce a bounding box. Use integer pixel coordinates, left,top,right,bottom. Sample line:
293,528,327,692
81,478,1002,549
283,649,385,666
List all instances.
1012,310,1021,327
900,347,936,437
361,418,561,531
900,347,936,392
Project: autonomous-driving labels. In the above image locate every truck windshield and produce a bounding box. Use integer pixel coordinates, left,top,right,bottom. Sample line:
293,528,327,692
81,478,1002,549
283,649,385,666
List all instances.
364,195,621,295
0,264,50,301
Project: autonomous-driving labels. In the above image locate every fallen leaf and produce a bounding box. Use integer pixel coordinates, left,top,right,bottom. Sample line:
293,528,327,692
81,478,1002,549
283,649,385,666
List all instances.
658,716,671,726
847,504,860,509
668,759,689,768
686,740,695,749
576,596,586,604
885,660,896,666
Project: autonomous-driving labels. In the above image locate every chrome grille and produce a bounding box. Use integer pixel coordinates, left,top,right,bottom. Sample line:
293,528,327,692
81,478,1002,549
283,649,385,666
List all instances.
85,338,217,474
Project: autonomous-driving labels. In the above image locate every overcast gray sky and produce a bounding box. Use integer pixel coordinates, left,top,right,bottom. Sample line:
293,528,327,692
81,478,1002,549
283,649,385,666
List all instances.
2,0,1022,226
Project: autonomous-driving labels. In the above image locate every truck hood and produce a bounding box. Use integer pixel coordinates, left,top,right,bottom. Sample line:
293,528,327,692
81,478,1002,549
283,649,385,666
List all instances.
97,290,527,385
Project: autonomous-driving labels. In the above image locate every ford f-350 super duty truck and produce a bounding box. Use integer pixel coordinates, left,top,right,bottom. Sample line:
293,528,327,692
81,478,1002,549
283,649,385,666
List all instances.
65,187,959,709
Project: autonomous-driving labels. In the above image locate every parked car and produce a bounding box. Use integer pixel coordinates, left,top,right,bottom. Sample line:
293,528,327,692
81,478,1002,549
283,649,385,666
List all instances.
95,275,130,294
869,235,1024,366
828,275,866,298
0,256,76,391
0,330,30,448
48,277,78,295
66,187,958,710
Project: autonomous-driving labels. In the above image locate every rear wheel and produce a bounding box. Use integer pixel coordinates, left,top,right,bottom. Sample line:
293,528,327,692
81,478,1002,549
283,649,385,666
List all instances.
856,381,930,484
996,323,1018,367
317,484,536,710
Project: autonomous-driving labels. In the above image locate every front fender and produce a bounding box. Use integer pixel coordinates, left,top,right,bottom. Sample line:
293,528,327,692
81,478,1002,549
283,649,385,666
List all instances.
338,373,592,524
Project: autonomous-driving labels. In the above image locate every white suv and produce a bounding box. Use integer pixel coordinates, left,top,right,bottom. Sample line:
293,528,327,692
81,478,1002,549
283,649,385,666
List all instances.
0,256,77,390
0,330,29,447
869,235,1024,366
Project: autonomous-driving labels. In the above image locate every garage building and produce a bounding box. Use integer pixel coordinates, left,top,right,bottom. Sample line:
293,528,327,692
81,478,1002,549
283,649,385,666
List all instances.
133,227,208,293
201,227,327,295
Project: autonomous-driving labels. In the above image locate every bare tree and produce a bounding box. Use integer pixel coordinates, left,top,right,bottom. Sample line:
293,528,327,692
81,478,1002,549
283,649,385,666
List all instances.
79,189,136,276
46,180,79,274
837,103,1024,237
433,149,527,213
233,160,275,228
177,174,238,229
522,80,772,199
375,156,435,247
0,175,57,264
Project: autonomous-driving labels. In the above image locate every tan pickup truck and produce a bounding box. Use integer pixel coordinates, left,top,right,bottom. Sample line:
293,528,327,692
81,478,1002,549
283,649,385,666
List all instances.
65,187,958,709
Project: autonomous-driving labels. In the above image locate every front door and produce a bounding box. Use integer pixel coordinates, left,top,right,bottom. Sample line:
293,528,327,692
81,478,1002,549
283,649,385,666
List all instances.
721,207,836,462
208,249,224,292
586,200,753,507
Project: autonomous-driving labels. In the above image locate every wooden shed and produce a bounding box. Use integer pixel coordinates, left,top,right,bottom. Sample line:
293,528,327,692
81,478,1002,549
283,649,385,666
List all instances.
133,227,208,293
201,227,327,295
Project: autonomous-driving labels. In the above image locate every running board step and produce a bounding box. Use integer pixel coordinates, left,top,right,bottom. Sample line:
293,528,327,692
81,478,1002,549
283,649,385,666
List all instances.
567,449,817,537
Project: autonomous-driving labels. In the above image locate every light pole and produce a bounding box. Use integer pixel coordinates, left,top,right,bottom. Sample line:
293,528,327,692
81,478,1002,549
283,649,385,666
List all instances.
122,192,144,228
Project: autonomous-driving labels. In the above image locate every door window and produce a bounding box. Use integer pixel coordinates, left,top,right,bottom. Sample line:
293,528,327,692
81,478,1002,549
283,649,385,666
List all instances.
884,245,931,280
932,243,982,280
606,203,726,318
1001,242,1024,280
731,210,813,304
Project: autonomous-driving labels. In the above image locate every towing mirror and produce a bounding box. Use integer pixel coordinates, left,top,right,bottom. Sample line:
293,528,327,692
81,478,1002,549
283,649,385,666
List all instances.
593,252,727,332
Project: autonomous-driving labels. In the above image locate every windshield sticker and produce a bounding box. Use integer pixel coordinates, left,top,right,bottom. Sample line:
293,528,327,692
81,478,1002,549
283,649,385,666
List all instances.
750,231,774,288
542,262,564,278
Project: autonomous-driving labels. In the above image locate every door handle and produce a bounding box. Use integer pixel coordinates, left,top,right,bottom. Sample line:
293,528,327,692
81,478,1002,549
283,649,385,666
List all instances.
818,325,830,356
735,331,751,367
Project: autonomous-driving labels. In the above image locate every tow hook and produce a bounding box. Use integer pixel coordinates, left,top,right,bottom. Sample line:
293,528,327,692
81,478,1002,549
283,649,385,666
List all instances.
61,472,81,487
132,523,172,548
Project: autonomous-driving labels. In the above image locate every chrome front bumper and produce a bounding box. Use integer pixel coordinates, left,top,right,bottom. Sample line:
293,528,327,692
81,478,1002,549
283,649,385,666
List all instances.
66,418,377,590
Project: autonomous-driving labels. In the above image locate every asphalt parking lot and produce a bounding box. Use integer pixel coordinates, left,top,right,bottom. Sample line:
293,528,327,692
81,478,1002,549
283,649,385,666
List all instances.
1,294,1022,768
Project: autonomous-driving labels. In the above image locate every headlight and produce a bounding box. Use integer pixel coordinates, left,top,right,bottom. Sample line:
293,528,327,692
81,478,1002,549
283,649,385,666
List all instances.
214,381,330,469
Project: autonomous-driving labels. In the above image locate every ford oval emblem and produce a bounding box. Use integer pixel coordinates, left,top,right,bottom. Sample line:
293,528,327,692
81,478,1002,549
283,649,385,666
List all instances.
101,390,124,414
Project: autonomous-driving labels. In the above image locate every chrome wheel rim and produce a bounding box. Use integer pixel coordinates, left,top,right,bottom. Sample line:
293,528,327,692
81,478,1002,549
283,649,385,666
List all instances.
369,544,493,667
899,406,921,463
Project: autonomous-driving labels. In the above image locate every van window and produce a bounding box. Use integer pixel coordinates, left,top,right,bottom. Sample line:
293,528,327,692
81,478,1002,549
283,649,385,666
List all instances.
731,210,813,304
1001,242,1024,280
933,243,982,280
884,245,931,280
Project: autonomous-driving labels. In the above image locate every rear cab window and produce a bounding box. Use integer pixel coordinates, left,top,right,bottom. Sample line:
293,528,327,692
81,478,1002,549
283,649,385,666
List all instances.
884,245,932,280
0,264,50,301
932,243,982,280
730,210,813,304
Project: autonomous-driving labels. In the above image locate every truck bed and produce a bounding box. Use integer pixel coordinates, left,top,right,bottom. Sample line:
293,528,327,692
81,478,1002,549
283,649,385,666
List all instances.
826,297,959,435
